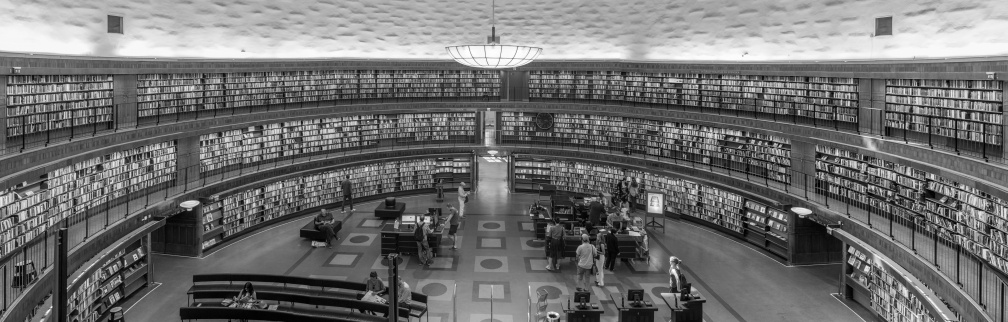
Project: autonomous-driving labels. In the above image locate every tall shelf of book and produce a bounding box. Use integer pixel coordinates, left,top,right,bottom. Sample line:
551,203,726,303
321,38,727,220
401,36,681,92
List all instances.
815,145,1008,275
5,75,114,150
843,239,956,322
498,112,792,184
0,141,176,259
884,79,1004,158
528,71,859,131
137,70,498,124
198,113,477,176
509,155,799,261
198,156,473,253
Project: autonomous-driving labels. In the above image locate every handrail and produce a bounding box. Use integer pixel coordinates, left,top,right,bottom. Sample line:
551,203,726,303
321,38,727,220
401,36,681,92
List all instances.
452,282,457,322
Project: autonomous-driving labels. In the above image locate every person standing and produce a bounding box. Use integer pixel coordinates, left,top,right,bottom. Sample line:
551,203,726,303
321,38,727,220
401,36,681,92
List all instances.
594,231,607,287
446,204,462,250
628,177,641,213
575,234,597,291
546,216,565,271
604,228,619,271
341,175,355,213
314,209,337,248
588,192,605,227
457,182,470,217
415,215,434,266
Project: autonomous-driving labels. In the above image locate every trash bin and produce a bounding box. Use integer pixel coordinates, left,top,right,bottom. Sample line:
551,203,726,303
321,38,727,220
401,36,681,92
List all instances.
109,307,124,322
546,311,560,322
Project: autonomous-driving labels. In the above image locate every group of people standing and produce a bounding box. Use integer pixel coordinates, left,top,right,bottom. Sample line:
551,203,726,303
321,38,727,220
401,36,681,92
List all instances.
612,176,644,214
414,181,470,266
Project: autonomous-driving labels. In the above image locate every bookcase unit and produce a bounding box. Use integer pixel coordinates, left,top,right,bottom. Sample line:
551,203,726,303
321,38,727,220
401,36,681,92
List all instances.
815,145,1008,275
198,113,477,175
841,238,957,322
509,155,801,261
499,112,793,184
198,156,473,253
137,70,499,122
67,225,155,322
511,156,552,193
884,79,1004,157
5,75,114,149
528,71,859,131
0,141,176,259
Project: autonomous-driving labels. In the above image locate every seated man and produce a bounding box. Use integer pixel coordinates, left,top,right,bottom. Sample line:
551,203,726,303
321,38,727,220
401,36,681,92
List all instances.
314,209,337,248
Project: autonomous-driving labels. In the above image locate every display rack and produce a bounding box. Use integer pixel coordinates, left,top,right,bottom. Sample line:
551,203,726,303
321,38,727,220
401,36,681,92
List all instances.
815,145,1008,275
5,75,114,145
0,141,176,259
137,70,499,121
884,79,1004,156
198,113,477,174
744,200,792,258
529,71,859,130
201,156,473,251
499,112,792,184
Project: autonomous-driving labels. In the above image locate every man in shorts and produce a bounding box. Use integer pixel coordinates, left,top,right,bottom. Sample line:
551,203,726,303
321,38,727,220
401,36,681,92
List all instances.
446,203,462,249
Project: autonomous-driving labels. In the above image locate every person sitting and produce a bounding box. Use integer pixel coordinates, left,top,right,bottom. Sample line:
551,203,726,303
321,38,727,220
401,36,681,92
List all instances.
389,276,412,317
608,211,624,232
236,282,257,302
314,209,337,248
357,271,388,314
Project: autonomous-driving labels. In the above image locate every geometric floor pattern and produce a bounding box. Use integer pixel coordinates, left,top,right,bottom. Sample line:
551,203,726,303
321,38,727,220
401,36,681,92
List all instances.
128,160,862,322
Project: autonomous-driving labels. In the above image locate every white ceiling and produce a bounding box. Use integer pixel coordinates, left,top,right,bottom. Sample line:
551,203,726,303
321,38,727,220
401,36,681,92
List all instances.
0,0,1006,61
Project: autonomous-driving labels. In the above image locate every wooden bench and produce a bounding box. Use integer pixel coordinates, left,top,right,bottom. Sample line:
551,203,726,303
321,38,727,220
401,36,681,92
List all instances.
300,220,343,242
187,274,428,320
180,306,371,322
188,290,403,321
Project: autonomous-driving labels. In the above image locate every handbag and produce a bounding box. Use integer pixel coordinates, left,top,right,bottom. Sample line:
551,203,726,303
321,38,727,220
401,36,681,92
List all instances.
464,195,470,203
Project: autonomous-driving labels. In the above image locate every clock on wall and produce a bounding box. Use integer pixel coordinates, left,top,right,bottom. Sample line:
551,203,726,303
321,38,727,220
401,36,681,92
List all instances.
535,113,554,131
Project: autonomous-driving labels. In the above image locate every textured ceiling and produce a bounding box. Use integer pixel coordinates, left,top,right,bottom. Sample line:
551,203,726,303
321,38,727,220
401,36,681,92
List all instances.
0,0,1006,60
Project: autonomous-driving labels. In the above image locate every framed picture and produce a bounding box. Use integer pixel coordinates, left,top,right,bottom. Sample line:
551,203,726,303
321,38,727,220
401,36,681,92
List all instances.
646,192,664,215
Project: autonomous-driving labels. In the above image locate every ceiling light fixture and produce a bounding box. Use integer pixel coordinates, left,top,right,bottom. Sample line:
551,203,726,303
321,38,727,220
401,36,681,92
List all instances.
446,0,542,69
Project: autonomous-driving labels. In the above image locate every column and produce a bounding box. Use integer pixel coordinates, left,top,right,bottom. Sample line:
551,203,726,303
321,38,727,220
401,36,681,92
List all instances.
113,74,138,130
858,78,885,136
175,135,202,192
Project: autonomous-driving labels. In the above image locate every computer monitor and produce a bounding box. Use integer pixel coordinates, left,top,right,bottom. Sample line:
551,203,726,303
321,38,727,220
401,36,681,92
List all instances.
573,291,591,309
627,289,644,306
680,283,692,300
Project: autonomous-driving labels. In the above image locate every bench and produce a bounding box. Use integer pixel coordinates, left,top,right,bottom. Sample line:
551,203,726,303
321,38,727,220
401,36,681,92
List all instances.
188,274,428,320
300,220,343,242
375,202,406,219
188,290,405,321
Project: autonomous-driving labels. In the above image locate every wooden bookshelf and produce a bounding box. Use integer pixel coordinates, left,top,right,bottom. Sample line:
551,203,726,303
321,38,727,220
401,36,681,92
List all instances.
5,75,114,145
67,236,151,322
512,156,555,193
137,70,499,121
884,79,1004,157
0,141,176,259
201,157,473,251
815,145,1008,275
198,113,477,175
499,112,792,184
529,71,859,130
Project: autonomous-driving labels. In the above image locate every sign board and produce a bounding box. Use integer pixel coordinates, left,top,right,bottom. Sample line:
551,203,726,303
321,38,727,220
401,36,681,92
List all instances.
646,192,665,215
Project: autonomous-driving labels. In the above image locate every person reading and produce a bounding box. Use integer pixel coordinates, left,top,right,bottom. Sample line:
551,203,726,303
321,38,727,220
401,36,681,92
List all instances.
314,209,337,248
357,271,388,315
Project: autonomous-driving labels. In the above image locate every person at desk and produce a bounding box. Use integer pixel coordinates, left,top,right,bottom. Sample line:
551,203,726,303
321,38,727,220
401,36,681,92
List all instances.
607,209,627,233
314,209,337,248
603,228,619,272
357,271,388,315
415,215,435,266
546,216,565,271
669,256,688,293
588,193,605,227
446,204,462,250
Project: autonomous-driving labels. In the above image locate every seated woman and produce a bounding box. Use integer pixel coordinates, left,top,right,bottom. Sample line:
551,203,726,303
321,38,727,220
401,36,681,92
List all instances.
224,282,266,310
358,271,388,314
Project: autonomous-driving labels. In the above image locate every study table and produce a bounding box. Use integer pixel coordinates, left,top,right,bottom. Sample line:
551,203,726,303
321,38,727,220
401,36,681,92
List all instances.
379,215,444,256
609,293,658,322
659,288,706,322
561,300,604,322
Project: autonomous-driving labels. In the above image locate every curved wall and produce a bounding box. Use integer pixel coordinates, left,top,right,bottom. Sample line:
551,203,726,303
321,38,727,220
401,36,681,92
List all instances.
1,55,1007,322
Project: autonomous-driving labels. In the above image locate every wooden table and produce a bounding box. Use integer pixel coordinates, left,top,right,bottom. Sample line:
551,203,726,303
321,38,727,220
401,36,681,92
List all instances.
561,300,604,322
609,293,658,322
660,288,706,322
380,219,444,256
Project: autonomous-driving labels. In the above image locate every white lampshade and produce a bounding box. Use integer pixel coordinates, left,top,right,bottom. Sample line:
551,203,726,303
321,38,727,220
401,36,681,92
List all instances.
446,45,542,69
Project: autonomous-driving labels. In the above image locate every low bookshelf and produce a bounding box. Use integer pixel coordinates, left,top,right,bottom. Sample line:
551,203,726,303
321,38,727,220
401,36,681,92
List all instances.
188,156,474,255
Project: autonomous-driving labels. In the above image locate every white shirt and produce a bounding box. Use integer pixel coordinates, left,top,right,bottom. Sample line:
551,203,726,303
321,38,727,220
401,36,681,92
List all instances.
458,186,467,200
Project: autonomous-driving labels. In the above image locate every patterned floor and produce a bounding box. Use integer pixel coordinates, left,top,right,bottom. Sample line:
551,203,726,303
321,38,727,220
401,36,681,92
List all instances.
127,160,863,322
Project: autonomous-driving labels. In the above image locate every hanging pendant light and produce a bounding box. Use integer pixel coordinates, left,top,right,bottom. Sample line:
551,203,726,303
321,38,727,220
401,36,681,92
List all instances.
446,0,542,69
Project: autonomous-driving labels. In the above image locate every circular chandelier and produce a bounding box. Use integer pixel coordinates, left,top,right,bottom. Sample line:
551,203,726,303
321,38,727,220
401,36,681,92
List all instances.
446,0,542,69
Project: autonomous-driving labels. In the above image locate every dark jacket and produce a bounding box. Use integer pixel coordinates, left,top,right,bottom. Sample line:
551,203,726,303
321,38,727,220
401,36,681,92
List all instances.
588,201,604,226
341,180,353,197
605,233,619,254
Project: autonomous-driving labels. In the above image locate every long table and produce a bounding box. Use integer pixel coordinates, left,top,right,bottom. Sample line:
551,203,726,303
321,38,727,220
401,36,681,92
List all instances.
660,288,706,322
380,220,445,256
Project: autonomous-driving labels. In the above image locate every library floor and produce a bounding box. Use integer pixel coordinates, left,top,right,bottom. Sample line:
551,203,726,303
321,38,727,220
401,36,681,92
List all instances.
126,158,865,322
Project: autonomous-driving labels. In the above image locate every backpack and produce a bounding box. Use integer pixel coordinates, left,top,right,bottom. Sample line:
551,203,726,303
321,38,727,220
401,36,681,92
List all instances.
414,223,426,241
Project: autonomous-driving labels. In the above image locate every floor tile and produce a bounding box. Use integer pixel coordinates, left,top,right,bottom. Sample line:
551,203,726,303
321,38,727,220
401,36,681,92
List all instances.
416,279,455,301
477,236,504,249
477,220,506,232
469,313,514,322
341,233,377,247
523,257,551,273
472,281,509,302
371,255,410,271
520,237,546,251
474,255,509,273
358,219,386,228
324,253,362,267
520,222,534,231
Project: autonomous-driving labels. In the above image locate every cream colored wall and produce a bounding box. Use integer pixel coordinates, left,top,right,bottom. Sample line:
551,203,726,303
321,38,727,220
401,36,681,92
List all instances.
0,0,1005,60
